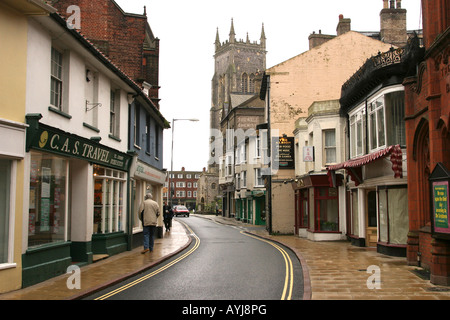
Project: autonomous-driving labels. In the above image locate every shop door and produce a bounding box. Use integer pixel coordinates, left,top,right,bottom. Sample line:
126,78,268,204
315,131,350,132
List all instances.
366,190,378,247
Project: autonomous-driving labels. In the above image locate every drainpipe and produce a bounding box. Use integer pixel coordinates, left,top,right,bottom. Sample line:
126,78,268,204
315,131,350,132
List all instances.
266,75,273,234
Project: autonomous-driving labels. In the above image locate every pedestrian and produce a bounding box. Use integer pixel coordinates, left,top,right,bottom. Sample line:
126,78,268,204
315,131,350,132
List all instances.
215,203,219,216
139,192,160,254
163,202,173,232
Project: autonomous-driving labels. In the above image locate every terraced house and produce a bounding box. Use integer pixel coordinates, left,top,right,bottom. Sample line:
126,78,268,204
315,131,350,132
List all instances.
3,2,169,289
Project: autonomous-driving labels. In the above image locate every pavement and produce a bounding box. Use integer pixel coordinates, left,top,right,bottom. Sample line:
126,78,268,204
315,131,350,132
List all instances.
1,214,450,300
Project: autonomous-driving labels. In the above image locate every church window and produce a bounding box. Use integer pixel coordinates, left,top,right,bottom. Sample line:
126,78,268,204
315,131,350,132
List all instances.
242,73,248,93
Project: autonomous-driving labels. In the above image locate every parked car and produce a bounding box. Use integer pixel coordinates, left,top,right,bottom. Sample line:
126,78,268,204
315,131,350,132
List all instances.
173,205,190,217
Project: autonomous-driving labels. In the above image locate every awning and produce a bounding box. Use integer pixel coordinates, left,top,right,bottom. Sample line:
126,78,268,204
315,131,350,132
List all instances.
327,144,403,186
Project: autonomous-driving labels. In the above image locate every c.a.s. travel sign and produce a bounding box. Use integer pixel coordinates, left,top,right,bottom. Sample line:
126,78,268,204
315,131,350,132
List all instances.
27,121,130,171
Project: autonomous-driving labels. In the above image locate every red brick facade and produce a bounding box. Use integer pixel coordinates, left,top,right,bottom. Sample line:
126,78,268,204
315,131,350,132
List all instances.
167,168,201,210
403,0,449,285
51,0,160,107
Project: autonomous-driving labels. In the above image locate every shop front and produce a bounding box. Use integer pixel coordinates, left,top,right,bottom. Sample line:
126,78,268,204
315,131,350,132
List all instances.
293,173,346,241
129,158,166,249
327,145,408,256
23,115,131,287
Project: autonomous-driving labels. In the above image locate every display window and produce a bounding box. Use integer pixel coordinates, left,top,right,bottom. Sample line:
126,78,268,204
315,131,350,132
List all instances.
314,187,339,232
93,165,126,234
295,189,309,229
28,152,68,247
378,186,408,245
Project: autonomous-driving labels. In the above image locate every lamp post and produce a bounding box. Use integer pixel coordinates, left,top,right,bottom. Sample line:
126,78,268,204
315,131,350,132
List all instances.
169,118,199,208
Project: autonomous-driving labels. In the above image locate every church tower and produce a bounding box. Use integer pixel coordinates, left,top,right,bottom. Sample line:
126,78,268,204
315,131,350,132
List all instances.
209,19,267,172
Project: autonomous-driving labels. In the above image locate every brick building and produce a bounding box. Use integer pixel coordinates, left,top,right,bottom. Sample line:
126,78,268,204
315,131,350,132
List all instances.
166,168,201,210
50,0,160,107
403,0,449,285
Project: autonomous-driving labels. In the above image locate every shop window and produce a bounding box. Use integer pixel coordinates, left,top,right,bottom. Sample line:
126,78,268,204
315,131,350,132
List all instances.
0,160,11,263
93,165,126,234
296,189,309,228
378,187,408,244
315,187,339,232
28,152,68,247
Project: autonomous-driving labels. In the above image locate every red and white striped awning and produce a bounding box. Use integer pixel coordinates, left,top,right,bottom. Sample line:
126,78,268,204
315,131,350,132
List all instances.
327,145,403,186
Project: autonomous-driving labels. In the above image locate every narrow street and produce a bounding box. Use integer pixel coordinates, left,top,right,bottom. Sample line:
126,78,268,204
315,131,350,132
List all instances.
86,216,304,300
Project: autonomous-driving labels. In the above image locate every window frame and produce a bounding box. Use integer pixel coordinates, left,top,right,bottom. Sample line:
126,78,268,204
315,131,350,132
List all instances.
50,47,64,110
323,129,336,165
0,159,16,269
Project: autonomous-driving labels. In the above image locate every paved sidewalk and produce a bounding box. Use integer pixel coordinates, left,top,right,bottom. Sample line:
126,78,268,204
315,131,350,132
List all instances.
1,214,450,300
0,220,191,300
201,214,450,300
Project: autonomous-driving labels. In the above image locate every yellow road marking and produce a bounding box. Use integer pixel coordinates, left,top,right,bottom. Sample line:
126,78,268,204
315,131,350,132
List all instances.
241,231,294,300
94,221,200,300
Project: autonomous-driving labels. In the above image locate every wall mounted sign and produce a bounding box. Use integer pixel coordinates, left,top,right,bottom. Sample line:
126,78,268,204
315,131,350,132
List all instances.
429,162,450,236
273,136,295,169
26,116,131,171
432,181,450,234
303,146,314,162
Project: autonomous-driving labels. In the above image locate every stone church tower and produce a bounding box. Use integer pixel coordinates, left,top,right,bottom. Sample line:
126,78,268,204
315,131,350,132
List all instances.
209,19,267,172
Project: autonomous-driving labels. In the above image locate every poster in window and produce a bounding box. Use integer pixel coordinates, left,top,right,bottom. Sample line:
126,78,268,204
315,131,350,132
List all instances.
41,167,51,198
432,181,450,234
40,198,50,232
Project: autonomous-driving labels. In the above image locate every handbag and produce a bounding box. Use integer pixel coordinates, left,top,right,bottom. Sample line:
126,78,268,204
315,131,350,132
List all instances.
139,209,144,222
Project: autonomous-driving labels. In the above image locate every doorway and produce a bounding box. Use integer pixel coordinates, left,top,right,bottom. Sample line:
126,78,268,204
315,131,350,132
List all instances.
366,190,378,247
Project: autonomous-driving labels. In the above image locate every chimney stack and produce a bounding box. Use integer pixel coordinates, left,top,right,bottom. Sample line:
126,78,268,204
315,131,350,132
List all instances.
336,14,351,36
380,0,407,47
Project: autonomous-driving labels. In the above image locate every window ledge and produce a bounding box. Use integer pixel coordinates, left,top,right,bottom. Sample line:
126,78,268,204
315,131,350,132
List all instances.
0,263,17,271
108,134,121,142
48,106,72,119
83,122,100,133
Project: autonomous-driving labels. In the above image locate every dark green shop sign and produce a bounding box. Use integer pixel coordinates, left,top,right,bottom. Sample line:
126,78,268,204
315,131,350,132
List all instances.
28,123,130,171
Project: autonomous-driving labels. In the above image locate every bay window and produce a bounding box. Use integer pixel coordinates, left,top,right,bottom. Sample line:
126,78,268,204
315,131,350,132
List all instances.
349,110,365,158
351,87,405,157
369,96,385,151
323,129,336,165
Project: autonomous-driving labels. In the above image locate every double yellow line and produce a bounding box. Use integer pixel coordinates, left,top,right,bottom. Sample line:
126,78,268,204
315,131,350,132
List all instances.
94,222,200,300
241,231,294,300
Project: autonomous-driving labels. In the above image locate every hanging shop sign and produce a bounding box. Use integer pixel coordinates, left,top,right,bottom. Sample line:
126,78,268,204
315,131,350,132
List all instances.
303,146,314,162
26,116,130,171
430,163,450,236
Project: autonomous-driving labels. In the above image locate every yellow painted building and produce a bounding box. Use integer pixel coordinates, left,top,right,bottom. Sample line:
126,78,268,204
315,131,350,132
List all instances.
0,0,55,293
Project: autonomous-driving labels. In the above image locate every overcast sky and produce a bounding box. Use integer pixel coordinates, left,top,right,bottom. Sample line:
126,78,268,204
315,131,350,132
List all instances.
114,0,422,172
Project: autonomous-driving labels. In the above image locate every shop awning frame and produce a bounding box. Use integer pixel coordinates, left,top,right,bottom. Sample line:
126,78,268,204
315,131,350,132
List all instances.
326,144,403,186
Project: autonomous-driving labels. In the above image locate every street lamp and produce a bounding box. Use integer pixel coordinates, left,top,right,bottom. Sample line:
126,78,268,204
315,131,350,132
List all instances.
169,118,199,208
